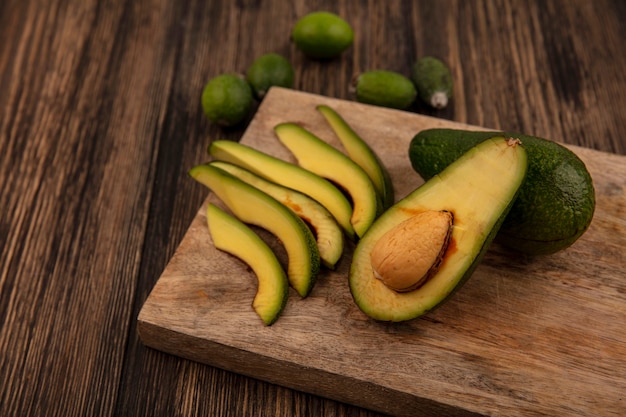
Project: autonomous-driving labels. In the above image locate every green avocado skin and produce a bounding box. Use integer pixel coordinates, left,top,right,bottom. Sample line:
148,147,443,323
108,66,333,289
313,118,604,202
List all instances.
409,129,596,255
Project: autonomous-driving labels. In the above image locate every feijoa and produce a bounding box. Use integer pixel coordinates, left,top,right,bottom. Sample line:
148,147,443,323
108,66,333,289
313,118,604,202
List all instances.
292,11,354,59
201,73,253,127
411,56,453,109
353,70,417,110
246,53,294,99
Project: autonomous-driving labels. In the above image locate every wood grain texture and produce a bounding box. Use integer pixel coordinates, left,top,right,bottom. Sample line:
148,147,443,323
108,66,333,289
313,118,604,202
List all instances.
1,0,625,416
138,87,626,417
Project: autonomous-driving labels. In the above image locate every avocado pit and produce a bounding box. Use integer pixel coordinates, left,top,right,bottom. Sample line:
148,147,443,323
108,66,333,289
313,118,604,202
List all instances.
370,210,453,292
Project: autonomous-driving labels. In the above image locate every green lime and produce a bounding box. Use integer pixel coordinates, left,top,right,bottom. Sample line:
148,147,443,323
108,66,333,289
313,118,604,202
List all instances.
292,11,354,59
201,74,253,127
246,53,294,99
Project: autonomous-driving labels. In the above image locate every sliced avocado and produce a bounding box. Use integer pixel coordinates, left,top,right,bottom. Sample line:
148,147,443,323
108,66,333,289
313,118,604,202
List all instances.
209,140,356,241
210,161,344,269
350,137,527,322
206,204,289,325
274,122,380,239
190,163,320,298
316,105,395,209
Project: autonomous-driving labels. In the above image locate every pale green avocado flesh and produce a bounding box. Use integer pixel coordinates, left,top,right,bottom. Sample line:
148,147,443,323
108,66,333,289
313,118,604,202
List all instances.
190,163,320,298
209,140,356,241
350,137,528,322
316,104,395,209
274,122,380,239
206,204,289,325
210,161,344,269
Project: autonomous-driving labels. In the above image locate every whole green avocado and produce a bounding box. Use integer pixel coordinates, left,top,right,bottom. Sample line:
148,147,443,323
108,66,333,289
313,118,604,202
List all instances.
409,129,596,255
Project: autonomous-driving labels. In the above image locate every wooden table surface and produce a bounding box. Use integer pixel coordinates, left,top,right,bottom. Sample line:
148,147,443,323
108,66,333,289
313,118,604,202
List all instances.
1,1,624,416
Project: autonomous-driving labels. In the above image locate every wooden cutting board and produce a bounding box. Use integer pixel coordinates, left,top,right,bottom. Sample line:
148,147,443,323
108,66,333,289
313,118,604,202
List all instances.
138,87,626,417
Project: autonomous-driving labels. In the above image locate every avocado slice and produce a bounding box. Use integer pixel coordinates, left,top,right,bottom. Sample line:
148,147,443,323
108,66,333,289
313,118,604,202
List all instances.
206,204,289,325
210,161,344,269
350,137,527,322
316,105,395,209
189,163,320,298
274,122,380,239
209,140,356,241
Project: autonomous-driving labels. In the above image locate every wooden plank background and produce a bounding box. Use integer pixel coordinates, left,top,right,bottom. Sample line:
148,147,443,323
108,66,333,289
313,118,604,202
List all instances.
1,1,625,416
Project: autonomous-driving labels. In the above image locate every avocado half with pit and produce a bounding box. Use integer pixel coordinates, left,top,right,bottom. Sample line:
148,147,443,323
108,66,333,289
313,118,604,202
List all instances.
350,137,528,322
409,128,596,255
206,204,288,325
